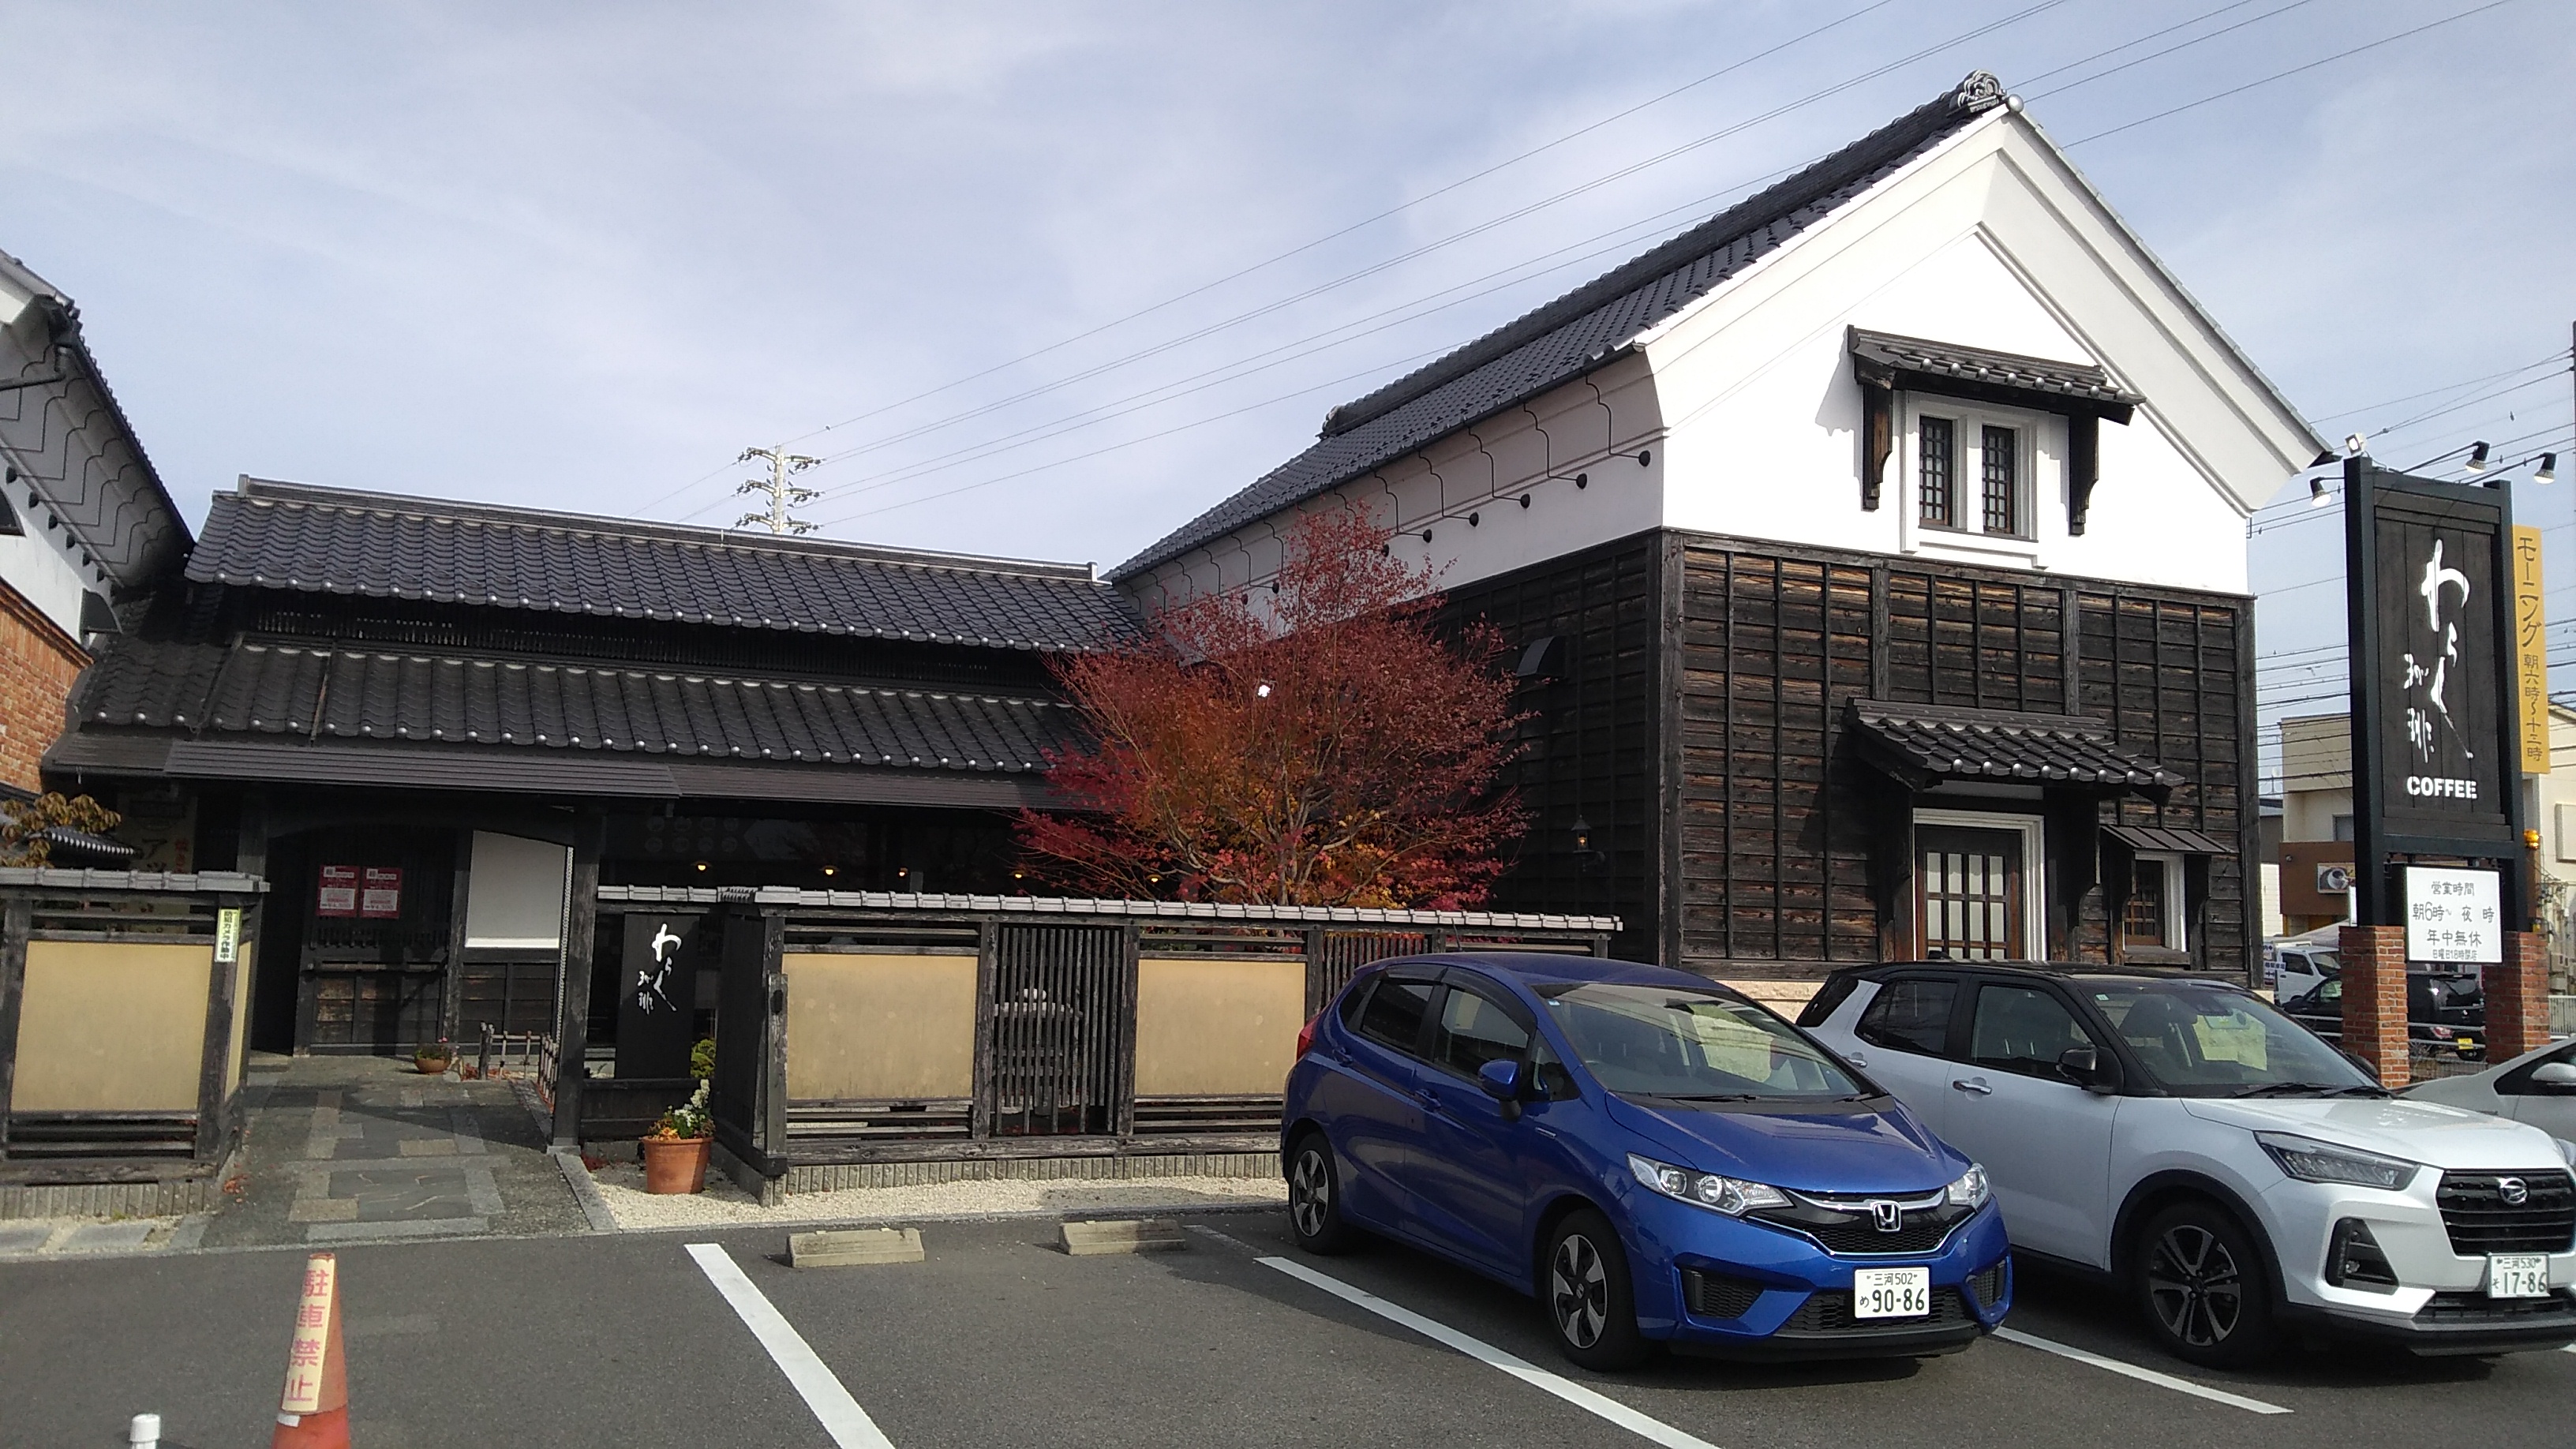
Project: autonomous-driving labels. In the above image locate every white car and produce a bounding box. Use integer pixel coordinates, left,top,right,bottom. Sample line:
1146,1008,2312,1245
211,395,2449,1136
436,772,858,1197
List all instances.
1801,963,2576,1365
2402,1038,2576,1147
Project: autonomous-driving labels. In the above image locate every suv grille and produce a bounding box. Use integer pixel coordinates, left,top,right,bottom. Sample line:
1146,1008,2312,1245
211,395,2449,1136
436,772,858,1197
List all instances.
1783,1287,1973,1336
1747,1195,1973,1256
1679,1268,1765,1320
2435,1171,2576,1255
2413,1290,2576,1326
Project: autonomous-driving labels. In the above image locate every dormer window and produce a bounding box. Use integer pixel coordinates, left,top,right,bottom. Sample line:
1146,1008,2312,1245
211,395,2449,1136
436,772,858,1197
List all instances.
1852,327,2140,534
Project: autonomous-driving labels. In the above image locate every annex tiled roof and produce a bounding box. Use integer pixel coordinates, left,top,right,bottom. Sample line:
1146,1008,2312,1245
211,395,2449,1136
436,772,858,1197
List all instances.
600,883,1622,932
1848,698,2183,794
189,479,1141,653
1848,328,2140,420
75,637,1076,773
1109,74,2009,582
2102,824,2233,856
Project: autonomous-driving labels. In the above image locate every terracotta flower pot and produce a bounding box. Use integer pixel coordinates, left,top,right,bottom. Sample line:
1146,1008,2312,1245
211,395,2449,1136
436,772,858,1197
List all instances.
413,1052,451,1075
642,1135,712,1195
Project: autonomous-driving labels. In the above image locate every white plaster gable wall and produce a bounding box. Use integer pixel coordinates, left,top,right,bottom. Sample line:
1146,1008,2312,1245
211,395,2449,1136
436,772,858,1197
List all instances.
0,282,111,641
1641,107,2297,597
1123,103,2316,615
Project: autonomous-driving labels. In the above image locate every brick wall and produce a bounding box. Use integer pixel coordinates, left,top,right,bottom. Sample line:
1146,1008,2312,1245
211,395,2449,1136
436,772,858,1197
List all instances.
2484,931,2552,1062
2337,924,2410,1088
0,576,90,794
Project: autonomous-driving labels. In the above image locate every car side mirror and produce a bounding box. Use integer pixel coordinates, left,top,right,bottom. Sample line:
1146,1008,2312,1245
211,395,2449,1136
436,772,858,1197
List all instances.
2057,1045,2114,1093
1477,1058,1525,1101
2529,1061,2576,1091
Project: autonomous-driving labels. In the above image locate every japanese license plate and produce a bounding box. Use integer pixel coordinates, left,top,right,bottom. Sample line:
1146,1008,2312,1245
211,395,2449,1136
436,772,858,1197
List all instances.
2488,1254,2549,1299
1852,1266,1932,1319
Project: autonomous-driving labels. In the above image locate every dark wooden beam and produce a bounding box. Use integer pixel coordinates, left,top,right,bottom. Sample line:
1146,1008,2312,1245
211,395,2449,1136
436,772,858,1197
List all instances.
2067,414,2100,536
192,894,246,1160
0,897,29,1161
968,920,998,1140
549,813,605,1148
1860,382,1892,511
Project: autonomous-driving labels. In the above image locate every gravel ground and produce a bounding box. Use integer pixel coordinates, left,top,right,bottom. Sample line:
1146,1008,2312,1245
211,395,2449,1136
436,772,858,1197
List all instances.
588,1162,1286,1230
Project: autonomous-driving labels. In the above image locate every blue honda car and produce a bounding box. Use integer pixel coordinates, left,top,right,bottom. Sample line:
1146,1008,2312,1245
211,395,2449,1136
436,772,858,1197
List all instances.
1281,953,2011,1367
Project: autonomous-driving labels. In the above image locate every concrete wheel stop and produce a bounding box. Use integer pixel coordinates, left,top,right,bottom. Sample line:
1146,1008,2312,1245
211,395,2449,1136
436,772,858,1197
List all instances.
789,1226,927,1267
1058,1218,1187,1256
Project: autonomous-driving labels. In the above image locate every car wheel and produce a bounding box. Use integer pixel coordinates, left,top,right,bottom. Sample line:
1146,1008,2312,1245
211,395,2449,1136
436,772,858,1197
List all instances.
2132,1200,2278,1367
1286,1133,1357,1254
1544,1209,1651,1369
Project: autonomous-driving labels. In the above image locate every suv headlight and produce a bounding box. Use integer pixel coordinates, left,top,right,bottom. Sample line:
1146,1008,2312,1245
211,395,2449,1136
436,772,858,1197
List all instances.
2256,1132,2419,1191
1945,1164,1990,1208
1627,1153,1791,1216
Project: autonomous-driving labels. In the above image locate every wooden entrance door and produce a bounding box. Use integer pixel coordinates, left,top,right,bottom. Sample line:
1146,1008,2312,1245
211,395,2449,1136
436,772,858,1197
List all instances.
1915,826,2027,960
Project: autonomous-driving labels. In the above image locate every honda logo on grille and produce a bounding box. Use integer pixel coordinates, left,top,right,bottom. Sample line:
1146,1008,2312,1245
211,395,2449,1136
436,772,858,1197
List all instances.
2499,1177,2529,1207
1871,1200,1903,1233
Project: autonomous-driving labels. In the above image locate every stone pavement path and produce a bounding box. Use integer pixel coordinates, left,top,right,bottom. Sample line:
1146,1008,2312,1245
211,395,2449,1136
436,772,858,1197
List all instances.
196,1054,590,1250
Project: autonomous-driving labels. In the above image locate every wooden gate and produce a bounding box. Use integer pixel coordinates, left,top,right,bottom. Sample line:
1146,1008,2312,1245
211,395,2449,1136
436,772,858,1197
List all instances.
978,923,1130,1138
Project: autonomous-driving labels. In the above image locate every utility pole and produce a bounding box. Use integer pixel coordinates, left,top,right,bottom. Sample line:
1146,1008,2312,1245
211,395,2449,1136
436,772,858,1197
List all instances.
736,445,822,534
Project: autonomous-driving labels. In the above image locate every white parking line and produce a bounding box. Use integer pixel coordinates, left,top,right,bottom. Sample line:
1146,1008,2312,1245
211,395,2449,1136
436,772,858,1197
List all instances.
1256,1255,1722,1449
1993,1327,2290,1415
686,1242,897,1448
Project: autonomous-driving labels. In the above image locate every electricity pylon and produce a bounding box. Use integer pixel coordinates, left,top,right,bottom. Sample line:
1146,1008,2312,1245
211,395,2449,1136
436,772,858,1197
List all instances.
736,445,822,534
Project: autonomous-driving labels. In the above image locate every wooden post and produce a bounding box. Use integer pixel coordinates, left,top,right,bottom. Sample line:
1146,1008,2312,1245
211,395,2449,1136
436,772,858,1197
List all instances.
549,815,605,1149
2338,924,2411,1088
759,907,788,1165
0,895,29,1161
1111,920,1140,1138
438,830,473,1043
193,892,245,1160
968,919,998,1140
2485,930,2552,1062
1302,927,1327,1017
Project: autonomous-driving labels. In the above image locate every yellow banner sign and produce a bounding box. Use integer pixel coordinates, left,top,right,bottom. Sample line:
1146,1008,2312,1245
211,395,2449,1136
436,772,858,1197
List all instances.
2514,523,2548,774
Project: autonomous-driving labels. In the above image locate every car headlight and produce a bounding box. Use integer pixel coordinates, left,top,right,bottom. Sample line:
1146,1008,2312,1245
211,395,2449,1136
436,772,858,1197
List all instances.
1627,1153,1791,1216
2256,1132,2419,1191
1945,1164,1990,1208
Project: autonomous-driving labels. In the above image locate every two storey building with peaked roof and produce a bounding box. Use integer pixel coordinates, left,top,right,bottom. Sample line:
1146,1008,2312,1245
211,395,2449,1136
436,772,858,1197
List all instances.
1113,73,2327,988
46,477,1140,1058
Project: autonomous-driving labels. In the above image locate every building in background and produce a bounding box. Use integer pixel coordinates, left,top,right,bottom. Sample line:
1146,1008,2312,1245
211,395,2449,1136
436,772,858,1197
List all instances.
2276,706,2576,993
1113,73,2322,990
0,249,190,811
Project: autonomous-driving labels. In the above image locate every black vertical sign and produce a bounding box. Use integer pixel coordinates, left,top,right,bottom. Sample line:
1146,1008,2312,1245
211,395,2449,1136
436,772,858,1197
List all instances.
2343,459,2527,926
618,912,702,1080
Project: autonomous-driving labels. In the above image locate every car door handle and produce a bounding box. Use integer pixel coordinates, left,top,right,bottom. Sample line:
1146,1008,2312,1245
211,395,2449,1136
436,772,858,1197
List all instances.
1950,1077,1993,1095
1844,1050,1869,1067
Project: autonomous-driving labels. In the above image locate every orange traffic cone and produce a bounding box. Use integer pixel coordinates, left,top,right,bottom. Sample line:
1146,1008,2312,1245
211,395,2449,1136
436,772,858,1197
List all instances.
270,1252,348,1448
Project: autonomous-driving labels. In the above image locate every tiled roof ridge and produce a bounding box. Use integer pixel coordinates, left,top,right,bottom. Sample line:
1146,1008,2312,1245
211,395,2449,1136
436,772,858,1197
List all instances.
224,637,1067,706
1317,77,2000,443
1107,73,2008,582
223,477,1100,583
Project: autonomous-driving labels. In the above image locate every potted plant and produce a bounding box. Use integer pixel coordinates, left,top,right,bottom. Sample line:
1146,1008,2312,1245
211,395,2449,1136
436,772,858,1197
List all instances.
642,1081,713,1194
412,1037,453,1075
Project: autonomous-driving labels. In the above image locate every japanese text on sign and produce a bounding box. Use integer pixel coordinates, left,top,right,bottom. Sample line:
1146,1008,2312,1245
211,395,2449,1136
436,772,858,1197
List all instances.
2403,865,2502,964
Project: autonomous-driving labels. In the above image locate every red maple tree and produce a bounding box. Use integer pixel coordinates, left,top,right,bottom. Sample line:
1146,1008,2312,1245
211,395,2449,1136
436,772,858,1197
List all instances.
1019,507,1526,908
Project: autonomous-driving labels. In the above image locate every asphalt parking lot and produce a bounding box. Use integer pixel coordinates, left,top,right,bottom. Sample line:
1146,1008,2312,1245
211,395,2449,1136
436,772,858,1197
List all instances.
3,1208,2570,1448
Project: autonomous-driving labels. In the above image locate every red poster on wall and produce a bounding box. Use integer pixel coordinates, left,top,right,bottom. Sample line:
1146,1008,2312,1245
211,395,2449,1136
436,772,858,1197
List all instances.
316,865,358,918
360,867,404,919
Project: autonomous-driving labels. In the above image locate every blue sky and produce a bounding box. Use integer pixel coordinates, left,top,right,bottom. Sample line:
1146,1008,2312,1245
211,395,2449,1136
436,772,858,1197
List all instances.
3,2,2569,788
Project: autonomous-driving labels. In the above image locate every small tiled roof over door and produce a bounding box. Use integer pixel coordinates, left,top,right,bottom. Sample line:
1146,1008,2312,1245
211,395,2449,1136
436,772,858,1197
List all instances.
1848,698,2183,796
190,478,1142,653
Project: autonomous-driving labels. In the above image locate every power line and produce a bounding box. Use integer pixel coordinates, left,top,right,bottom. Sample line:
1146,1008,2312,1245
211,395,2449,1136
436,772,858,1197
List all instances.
2062,0,2522,148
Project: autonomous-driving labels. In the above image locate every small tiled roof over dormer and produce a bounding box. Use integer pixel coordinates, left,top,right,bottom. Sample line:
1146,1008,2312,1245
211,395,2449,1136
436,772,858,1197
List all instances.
1847,328,2142,421
189,478,1141,653
1109,73,2012,582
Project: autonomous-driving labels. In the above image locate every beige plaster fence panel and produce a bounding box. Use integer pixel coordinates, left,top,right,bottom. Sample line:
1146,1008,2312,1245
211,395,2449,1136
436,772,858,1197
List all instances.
13,941,214,1112
1136,957,1305,1097
784,953,976,1101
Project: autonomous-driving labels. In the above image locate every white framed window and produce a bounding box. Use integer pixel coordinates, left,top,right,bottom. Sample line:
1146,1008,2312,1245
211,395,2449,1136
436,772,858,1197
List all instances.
2121,852,2186,952
1901,397,2054,552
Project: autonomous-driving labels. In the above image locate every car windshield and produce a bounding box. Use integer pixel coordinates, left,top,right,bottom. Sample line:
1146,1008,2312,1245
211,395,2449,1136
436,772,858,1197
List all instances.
1537,983,1864,1100
2087,981,2379,1095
